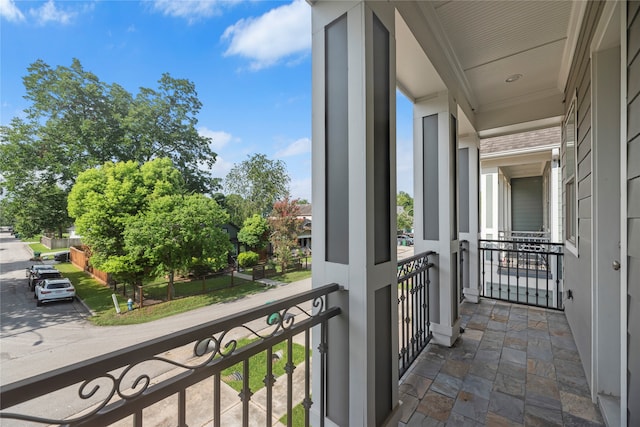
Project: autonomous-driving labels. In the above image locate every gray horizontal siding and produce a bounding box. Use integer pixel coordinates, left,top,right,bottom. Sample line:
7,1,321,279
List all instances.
562,0,603,392
628,2,640,425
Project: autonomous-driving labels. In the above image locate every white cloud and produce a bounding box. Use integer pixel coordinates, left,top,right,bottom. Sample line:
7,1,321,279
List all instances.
199,127,237,150
152,0,239,23
210,156,234,179
222,0,310,70
289,177,311,202
0,0,24,22
29,0,76,25
275,137,311,158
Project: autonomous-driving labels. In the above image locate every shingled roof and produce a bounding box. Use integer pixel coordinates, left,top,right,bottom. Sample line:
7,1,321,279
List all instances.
480,127,560,156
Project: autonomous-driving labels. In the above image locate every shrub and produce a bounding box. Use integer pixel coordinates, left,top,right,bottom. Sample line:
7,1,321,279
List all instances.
238,251,259,268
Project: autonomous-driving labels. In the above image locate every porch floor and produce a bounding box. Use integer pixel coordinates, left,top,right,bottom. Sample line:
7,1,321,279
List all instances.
398,299,604,426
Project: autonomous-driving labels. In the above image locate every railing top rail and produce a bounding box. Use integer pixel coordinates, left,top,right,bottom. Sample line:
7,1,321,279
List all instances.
480,238,564,247
398,250,436,266
0,282,341,409
397,250,436,281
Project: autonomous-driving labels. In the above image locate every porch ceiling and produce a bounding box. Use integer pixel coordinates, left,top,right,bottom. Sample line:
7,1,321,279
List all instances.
394,1,585,137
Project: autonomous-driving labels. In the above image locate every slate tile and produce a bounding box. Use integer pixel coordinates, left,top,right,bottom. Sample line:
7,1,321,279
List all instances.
501,347,526,365
527,358,556,379
461,374,494,400
493,372,525,398
488,390,524,423
451,390,489,422
416,391,455,421
442,359,470,379
560,391,604,424
430,372,462,399
400,373,433,398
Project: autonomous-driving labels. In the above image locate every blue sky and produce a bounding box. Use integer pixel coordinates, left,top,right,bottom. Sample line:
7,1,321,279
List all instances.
1,0,414,201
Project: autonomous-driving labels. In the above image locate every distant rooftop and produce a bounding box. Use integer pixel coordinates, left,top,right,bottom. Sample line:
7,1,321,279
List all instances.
480,127,561,156
297,204,312,217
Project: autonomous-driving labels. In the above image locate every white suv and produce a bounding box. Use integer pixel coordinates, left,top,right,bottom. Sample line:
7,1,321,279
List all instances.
36,278,76,307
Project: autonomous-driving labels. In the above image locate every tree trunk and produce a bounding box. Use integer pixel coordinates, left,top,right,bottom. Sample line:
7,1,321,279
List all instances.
168,271,175,301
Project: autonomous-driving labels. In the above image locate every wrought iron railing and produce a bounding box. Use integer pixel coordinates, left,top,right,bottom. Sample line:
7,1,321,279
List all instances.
397,251,436,378
479,239,564,310
0,283,341,427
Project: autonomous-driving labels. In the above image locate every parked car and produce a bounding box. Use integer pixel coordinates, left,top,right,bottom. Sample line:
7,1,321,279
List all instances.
397,235,414,246
26,264,53,278
35,278,75,306
29,269,63,291
54,251,70,262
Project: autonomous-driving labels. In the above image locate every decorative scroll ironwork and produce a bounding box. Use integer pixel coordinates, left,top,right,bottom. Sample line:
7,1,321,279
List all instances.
0,283,341,426
479,239,564,310
398,251,436,378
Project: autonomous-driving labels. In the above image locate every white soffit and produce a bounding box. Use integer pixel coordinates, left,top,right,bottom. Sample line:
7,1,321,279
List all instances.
395,10,445,101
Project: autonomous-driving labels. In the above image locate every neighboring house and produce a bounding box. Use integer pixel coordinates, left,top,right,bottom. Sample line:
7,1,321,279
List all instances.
296,203,312,250
480,127,562,242
221,223,241,258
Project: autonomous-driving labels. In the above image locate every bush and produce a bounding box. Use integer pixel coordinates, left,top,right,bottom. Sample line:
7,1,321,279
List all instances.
237,251,259,268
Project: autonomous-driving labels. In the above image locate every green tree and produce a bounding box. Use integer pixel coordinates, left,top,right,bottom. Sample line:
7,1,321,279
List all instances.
124,194,231,300
224,154,290,221
0,59,217,234
268,197,303,271
397,191,414,232
237,214,270,251
68,158,184,285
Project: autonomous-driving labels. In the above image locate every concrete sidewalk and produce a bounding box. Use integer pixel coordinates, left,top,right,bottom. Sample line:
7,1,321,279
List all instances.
233,270,290,287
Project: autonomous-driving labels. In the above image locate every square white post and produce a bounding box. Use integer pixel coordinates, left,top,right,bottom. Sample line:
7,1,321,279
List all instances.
311,1,399,426
460,135,481,303
413,91,461,347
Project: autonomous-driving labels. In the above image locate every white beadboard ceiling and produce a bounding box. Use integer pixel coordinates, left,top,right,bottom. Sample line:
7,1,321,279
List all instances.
394,0,582,136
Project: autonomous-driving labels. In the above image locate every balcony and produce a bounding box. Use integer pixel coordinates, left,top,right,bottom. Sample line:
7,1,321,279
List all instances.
1,244,602,426
398,299,604,426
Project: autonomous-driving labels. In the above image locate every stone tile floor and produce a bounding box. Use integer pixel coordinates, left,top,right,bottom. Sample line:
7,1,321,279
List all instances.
399,299,605,426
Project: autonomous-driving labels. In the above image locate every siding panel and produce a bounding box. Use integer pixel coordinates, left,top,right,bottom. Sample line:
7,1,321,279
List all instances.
629,95,640,142
578,128,592,163
578,197,591,219
629,136,640,179
628,2,640,425
578,152,592,182
562,1,602,389
578,174,592,200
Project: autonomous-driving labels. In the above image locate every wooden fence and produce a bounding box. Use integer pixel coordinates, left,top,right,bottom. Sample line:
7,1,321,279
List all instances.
69,246,110,285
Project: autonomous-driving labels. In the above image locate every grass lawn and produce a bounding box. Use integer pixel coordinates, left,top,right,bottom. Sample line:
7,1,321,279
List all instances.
221,337,308,394
269,269,311,283
279,401,307,427
28,242,65,254
54,263,271,326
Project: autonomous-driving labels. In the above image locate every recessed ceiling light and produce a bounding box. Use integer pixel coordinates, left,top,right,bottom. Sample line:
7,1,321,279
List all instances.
505,74,523,83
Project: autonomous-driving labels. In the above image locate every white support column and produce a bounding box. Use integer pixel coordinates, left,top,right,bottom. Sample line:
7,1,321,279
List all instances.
311,2,399,426
550,148,561,242
460,135,481,303
481,167,499,239
413,91,461,347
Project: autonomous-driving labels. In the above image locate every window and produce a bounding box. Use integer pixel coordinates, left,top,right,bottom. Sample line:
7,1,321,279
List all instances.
563,97,577,249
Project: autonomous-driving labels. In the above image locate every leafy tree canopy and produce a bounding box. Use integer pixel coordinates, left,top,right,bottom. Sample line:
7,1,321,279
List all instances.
237,214,270,250
0,59,218,234
224,154,290,222
68,158,185,284
397,191,414,232
268,197,303,271
124,194,231,299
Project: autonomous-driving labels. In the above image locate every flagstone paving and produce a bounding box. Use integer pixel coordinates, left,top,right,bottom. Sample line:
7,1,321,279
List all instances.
399,299,604,426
